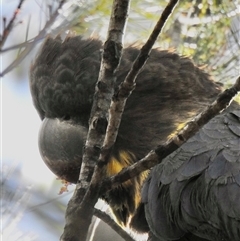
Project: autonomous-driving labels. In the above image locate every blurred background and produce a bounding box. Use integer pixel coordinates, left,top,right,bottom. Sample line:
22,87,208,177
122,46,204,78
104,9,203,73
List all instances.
1,0,240,240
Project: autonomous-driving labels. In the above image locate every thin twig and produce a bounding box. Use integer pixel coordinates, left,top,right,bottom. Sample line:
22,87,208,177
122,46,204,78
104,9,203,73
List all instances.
94,209,136,241
0,39,33,53
122,0,179,90
101,76,240,194
61,1,180,241
100,0,179,161
0,0,67,77
0,0,26,50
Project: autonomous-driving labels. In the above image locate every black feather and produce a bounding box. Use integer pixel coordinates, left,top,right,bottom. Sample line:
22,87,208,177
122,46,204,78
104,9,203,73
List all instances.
143,103,240,240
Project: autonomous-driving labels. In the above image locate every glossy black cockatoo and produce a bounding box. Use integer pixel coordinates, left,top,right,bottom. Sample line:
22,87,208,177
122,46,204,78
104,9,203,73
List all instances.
29,36,240,241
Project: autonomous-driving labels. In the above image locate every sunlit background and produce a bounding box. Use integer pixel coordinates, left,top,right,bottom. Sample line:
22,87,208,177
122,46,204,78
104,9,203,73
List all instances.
1,1,240,241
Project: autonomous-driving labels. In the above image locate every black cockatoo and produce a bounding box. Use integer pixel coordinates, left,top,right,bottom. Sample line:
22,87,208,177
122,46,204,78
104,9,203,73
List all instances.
29,35,240,241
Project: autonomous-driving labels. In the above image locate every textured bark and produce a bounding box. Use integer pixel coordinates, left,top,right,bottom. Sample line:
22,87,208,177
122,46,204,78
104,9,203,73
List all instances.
60,1,180,240
100,0,179,161
60,0,130,240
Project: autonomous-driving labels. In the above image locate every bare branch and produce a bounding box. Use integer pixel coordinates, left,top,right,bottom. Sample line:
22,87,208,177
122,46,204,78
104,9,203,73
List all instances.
101,76,240,193
0,0,26,49
0,0,67,77
122,0,179,90
60,1,130,240
60,2,180,240
100,0,179,160
0,39,34,53
94,209,136,241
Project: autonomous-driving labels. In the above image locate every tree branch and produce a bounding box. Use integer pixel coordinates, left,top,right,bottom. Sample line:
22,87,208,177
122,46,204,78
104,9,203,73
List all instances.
100,0,179,161
0,0,67,77
0,39,33,53
60,1,180,240
60,1,130,240
101,76,240,194
94,208,136,241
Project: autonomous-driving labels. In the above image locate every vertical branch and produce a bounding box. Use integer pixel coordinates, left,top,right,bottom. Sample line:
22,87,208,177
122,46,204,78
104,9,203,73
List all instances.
61,1,180,240
60,1,130,241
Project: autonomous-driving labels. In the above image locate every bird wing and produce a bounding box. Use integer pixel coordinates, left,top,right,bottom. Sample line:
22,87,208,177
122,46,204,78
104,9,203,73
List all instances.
142,102,240,241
